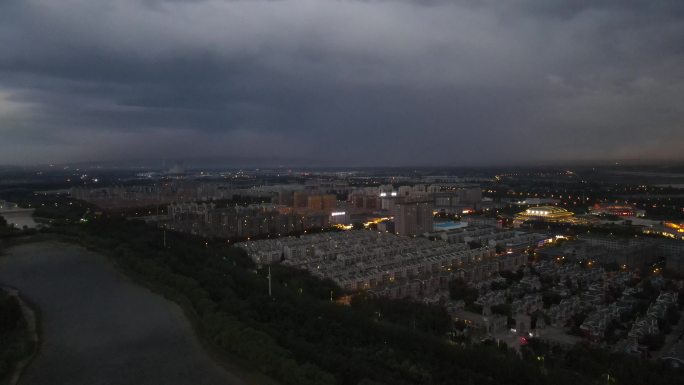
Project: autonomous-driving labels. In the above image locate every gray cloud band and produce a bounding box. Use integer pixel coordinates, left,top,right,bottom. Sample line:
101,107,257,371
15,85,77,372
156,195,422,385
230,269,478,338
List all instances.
1,0,683,165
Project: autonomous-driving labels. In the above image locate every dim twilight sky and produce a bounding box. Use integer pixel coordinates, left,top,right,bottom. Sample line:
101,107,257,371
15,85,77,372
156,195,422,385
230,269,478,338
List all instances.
1,0,683,167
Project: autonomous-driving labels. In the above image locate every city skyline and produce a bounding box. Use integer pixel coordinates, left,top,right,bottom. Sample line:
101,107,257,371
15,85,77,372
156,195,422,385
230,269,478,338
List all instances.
1,1,684,166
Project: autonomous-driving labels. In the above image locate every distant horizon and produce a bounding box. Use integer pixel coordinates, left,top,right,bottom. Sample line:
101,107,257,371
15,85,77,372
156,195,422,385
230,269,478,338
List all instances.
3,156,684,171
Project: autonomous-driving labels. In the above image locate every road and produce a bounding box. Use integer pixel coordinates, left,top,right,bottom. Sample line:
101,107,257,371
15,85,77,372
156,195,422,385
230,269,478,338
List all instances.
0,242,251,385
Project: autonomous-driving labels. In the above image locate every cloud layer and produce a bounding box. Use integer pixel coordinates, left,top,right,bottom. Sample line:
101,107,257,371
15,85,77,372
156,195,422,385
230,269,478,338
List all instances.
1,0,683,166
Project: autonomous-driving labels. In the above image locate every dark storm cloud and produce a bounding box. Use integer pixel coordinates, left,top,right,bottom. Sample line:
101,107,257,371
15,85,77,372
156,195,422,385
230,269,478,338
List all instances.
1,0,683,165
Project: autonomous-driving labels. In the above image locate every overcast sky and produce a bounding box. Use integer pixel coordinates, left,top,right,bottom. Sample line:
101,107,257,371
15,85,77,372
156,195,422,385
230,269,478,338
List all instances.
1,0,683,166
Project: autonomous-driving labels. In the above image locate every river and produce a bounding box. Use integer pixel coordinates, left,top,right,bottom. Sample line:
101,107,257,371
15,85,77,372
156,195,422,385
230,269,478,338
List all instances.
0,242,250,385
0,210,38,229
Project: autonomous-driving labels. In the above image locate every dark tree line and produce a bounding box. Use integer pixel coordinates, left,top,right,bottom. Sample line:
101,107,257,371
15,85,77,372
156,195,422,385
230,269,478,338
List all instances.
0,291,34,383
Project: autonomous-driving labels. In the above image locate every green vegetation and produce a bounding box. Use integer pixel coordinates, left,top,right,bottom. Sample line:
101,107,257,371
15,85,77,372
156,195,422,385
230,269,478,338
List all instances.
350,295,451,335
0,216,14,238
542,292,562,309
1,212,39,384
0,291,35,385
523,339,680,385
491,303,512,318
500,269,525,284
448,278,479,305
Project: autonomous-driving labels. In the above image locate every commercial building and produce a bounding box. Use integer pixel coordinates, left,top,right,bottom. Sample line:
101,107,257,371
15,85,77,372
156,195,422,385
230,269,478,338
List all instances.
432,186,482,213
513,205,591,227
589,203,645,217
516,206,574,221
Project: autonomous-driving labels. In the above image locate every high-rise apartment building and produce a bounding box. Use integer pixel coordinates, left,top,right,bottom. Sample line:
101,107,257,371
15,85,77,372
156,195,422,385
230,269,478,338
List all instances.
394,200,433,236
306,193,337,212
